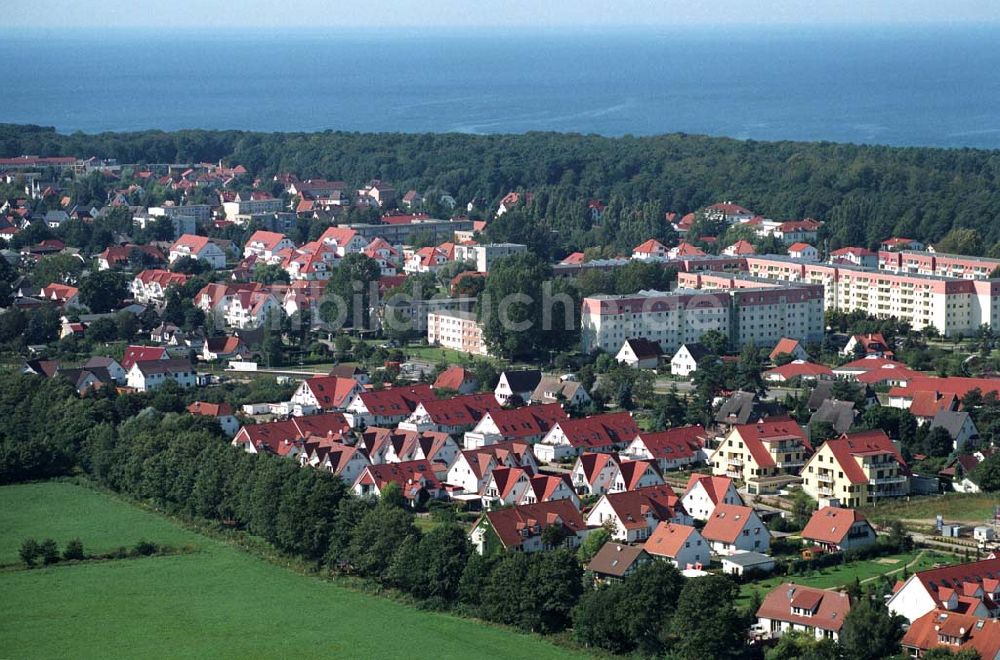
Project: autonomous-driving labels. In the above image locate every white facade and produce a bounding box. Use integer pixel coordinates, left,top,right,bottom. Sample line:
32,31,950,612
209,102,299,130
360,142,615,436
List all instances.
426,310,489,356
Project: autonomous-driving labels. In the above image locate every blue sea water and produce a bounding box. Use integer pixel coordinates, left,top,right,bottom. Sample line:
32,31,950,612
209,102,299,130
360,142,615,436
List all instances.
2,25,1000,148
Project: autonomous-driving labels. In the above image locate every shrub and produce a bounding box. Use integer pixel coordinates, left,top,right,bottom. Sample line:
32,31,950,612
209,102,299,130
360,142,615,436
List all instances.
63,538,85,561
19,538,40,567
132,540,158,556
40,539,60,565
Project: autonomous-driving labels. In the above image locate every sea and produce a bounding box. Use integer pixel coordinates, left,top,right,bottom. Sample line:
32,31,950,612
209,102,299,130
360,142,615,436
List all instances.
2,25,1000,149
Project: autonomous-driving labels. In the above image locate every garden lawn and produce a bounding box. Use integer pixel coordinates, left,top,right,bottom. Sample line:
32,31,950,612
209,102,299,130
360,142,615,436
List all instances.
738,550,956,606
861,493,1000,525
0,481,583,660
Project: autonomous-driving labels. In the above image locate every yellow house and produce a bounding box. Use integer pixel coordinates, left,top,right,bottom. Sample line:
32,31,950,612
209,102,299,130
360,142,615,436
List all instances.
801,430,909,508
709,420,811,494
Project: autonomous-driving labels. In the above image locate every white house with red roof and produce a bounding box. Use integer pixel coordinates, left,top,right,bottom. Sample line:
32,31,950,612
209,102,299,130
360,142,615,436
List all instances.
289,375,363,412
352,460,444,505
318,226,368,256
668,241,707,258
470,499,586,555
623,425,709,472
126,358,196,392
398,393,503,435
571,452,621,496
787,242,818,261
701,503,771,555
520,473,579,508
585,485,692,542
705,202,755,224
763,360,834,383
39,283,82,309
756,584,852,641
481,466,534,508
534,411,640,462
841,333,894,358
432,366,478,394
445,442,538,495
121,345,169,371
829,246,877,268
632,238,669,261
243,230,296,261
131,269,190,305
168,234,226,269
681,473,744,521
224,290,280,329
888,557,1000,623
723,239,756,256
404,246,450,273
769,337,809,362
708,419,812,494
463,403,568,449
902,609,1000,658
800,506,877,552
362,237,400,275
609,459,664,493
881,237,925,252
343,384,436,428
232,413,351,457
187,401,240,437
643,522,709,569
301,441,370,484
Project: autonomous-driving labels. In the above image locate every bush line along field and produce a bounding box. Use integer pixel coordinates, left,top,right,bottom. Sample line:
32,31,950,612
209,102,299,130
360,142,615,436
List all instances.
0,481,582,659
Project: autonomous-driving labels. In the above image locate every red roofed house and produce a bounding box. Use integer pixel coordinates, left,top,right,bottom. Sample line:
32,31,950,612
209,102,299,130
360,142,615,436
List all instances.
723,239,756,256
888,557,1000,623
668,241,706,258
800,506,877,552
756,584,852,641
243,230,295,261
763,360,834,383
432,366,478,394
632,238,669,261
481,467,579,509
801,430,909,508
842,333,894,358
121,345,169,371
571,452,622,496
231,413,351,458
881,237,925,252
643,522,709,569
610,459,664,493
289,375,364,412
318,226,369,256
200,335,250,362
681,473,744,521
463,403,568,449
520,473,580,508
830,246,877,268
787,242,818,261
343,384,436,428
445,441,539,495
585,485,692,543
352,460,444,505
131,269,190,305
39,283,82,308
470,499,587,555
623,425,709,473
187,401,240,437
168,234,226,269
769,337,809,362
300,441,370,485
534,411,640,462
709,419,811,495
901,609,1000,657
399,393,503,435
705,202,755,224
701,503,771,555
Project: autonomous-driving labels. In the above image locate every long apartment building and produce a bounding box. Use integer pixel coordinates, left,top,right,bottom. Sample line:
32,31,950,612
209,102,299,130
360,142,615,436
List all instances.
427,310,490,356
879,249,1000,280
580,285,824,354
742,255,1000,336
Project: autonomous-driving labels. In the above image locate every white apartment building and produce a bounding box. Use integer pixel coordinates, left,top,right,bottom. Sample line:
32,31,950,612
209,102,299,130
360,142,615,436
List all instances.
468,243,527,273
427,310,490,356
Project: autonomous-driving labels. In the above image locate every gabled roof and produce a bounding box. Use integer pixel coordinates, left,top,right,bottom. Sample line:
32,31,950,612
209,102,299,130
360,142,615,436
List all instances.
732,419,809,468
246,230,291,251
234,413,351,454
903,610,1000,658
354,385,435,417
132,358,194,376
356,460,442,500
820,430,907,485
788,242,814,251
801,506,872,545
170,233,211,253
931,410,976,439
621,337,663,360
616,459,661,490
633,238,667,254
550,412,640,451
479,500,585,549
809,399,857,434
586,542,649,577
757,584,851,632
683,472,736,505
702,503,760,544
499,369,542,393
413,393,502,426
487,466,532,499
714,391,788,426
302,375,360,410
575,452,621,485
433,366,476,391
456,441,536,480
481,403,568,439
600,485,686,529
526,473,574,503
187,401,235,417
906,557,1000,611
122,345,167,371
764,361,832,380
643,522,699,559
632,425,707,462
769,337,805,361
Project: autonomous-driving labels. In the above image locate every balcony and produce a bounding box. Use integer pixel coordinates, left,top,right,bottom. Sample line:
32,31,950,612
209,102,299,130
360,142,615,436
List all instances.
818,486,835,497
775,459,805,469
817,473,835,483
727,457,744,466
870,475,907,486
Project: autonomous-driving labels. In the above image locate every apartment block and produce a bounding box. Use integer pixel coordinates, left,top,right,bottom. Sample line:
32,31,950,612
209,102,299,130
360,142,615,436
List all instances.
879,249,1000,280
800,430,909,508
427,310,490,356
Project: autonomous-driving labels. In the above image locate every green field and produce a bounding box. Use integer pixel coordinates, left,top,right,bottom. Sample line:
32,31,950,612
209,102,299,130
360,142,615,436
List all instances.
738,550,956,606
861,493,1000,525
0,481,582,659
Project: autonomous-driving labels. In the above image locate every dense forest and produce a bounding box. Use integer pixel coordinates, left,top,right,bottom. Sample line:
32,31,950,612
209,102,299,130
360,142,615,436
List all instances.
4,123,1000,252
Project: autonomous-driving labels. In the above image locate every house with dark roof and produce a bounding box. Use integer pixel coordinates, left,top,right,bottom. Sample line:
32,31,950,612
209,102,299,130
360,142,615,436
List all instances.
494,369,542,405
809,399,857,436
126,358,196,392
530,376,592,407
714,391,788,427
930,410,980,452
670,343,714,377
756,584,852,641
616,337,663,369
586,542,651,584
